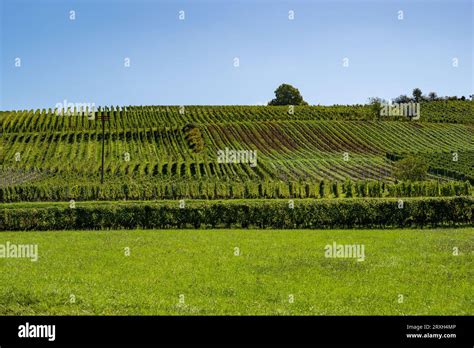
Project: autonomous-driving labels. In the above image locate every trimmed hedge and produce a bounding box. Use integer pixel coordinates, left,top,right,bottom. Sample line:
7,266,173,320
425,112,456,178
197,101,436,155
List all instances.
0,197,472,231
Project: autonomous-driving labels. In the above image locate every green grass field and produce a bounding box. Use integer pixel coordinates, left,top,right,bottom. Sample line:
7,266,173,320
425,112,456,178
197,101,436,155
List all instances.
0,228,472,315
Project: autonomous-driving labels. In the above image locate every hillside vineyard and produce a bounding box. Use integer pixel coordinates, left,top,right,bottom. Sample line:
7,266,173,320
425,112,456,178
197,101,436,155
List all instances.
0,101,472,202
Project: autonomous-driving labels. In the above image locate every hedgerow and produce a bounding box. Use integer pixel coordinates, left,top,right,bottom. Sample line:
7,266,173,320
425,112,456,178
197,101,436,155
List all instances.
1,197,471,231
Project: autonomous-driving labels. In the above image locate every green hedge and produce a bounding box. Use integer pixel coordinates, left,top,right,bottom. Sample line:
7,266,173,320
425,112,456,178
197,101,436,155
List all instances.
1,197,472,230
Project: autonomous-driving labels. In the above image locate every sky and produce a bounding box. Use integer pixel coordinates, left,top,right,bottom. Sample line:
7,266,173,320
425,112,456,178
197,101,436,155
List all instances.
0,0,472,110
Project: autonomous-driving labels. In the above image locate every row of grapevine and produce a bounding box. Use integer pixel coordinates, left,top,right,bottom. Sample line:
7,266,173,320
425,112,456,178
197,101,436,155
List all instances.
0,179,470,202
1,100,471,134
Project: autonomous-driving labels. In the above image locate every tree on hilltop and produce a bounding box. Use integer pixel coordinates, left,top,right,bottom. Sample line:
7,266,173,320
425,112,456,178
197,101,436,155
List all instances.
412,88,423,103
268,84,308,106
428,92,438,101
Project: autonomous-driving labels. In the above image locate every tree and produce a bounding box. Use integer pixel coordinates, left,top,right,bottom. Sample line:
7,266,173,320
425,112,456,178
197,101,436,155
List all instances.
394,94,412,103
268,84,308,106
368,97,386,119
393,156,429,181
412,88,423,102
428,92,438,101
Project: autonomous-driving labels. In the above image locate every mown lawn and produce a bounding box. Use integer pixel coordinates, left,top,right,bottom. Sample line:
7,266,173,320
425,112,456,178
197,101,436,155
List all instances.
0,228,472,315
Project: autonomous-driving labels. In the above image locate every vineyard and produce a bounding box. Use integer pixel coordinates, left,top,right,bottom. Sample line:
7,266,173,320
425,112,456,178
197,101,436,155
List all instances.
0,101,472,202
1,100,472,132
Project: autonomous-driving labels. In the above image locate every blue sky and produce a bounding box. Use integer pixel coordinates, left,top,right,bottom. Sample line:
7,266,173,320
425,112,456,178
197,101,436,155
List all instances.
0,0,472,110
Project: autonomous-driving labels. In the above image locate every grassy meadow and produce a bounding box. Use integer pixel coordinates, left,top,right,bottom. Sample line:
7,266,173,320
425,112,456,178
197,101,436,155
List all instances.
0,228,472,315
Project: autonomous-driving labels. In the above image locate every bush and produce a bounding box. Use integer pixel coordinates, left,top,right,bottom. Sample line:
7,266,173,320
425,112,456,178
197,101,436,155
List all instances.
393,156,429,181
